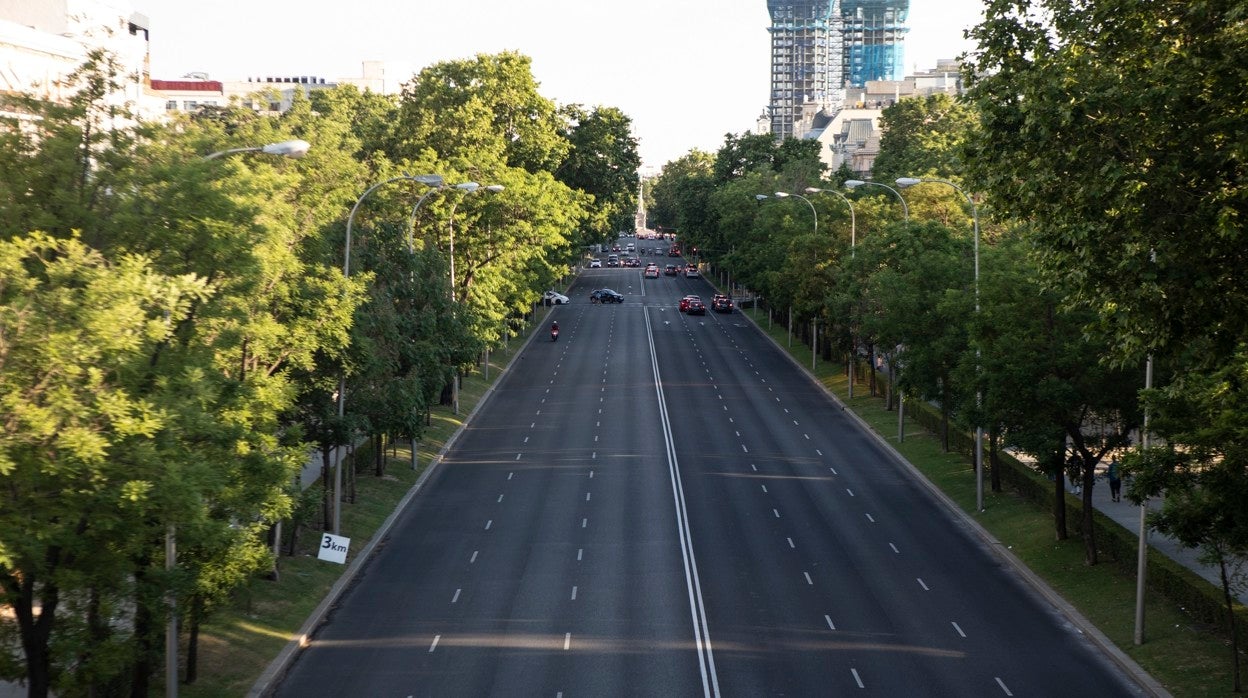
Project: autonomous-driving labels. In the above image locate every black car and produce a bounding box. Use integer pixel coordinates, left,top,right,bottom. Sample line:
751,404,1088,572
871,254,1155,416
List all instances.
712,294,733,313
590,288,624,303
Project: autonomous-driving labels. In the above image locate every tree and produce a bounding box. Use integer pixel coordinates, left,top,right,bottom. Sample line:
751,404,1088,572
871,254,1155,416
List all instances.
393,52,569,173
870,93,976,184
556,105,641,247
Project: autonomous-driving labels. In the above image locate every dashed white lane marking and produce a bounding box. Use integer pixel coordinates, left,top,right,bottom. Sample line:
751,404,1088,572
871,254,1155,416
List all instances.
589,470,594,478
586,492,591,501
564,633,572,650
571,586,578,600
804,572,813,585
750,463,757,471
728,417,735,423
498,494,504,503
581,518,588,528
851,668,864,688
952,621,966,638
470,550,479,563
825,615,836,630
783,408,789,414
530,422,536,428
760,485,768,493
995,677,1013,696
451,588,461,603
523,436,529,443
429,635,441,652
829,467,838,475
735,430,741,437
594,435,599,442
773,509,781,518
889,543,899,554
865,513,875,523
787,537,795,548
577,548,583,561
515,453,522,460
793,420,799,426
917,578,930,591
816,449,823,456
803,433,810,440
508,472,514,480
742,444,749,453
485,520,493,530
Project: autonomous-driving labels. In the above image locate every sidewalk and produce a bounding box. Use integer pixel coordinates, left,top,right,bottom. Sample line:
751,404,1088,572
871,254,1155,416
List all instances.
1077,474,1248,607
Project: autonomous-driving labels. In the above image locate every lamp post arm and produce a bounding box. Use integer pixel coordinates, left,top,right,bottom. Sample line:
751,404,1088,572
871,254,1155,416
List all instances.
791,193,817,235
875,183,909,220
203,146,260,160
407,187,444,253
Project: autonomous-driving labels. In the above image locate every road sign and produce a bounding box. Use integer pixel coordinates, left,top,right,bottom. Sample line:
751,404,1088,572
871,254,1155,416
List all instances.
317,533,350,564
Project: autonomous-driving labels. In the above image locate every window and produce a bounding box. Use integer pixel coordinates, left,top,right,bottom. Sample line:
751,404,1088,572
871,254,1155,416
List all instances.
165,100,178,111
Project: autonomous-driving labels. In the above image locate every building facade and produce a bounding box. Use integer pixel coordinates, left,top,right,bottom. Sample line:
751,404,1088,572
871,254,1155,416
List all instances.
766,0,844,140
841,1,909,86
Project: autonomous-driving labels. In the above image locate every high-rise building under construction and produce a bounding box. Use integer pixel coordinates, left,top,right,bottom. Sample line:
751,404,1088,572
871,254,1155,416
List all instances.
767,0,909,139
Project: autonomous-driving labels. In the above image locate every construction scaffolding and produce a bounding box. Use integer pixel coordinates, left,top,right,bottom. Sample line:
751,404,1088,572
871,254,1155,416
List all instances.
766,0,844,140
841,1,910,86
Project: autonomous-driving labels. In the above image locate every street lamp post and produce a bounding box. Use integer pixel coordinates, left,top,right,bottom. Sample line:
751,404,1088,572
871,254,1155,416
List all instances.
806,186,860,397
445,183,505,415
845,179,910,220
896,176,983,512
774,191,817,235
337,174,443,534
174,140,310,698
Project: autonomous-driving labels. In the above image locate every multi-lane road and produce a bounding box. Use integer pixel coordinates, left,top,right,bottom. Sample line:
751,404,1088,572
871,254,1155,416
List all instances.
274,260,1146,697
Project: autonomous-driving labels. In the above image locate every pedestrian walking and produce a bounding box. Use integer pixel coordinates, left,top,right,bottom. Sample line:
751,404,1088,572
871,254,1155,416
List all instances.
1108,457,1122,502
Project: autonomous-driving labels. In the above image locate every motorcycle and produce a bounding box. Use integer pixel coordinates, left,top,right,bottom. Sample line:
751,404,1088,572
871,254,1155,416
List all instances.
551,327,560,342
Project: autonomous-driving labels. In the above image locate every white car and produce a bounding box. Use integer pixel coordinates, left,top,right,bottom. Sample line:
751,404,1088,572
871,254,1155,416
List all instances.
543,290,570,305
589,259,602,268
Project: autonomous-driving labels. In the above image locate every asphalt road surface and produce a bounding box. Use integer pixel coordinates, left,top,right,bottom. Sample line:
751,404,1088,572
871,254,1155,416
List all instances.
274,262,1145,697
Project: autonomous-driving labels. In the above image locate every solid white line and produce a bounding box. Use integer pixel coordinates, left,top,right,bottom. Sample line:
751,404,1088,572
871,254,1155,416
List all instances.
917,578,930,591
952,621,966,638
851,668,864,688
995,677,1013,696
804,572,813,585
429,635,441,652
825,614,836,630
451,588,461,603
787,537,795,549
889,543,899,554
564,633,571,650
470,550,479,563
485,520,492,530
571,586,578,600
644,306,719,698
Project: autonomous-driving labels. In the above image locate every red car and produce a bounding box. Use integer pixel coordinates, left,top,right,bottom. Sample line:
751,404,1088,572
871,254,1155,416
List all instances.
712,294,733,313
686,297,707,315
679,295,700,313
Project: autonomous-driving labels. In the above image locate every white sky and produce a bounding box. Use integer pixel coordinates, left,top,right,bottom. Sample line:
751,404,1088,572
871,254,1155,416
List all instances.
140,0,985,170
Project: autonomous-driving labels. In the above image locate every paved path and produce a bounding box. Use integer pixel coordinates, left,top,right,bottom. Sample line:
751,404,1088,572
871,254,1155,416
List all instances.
1077,473,1248,606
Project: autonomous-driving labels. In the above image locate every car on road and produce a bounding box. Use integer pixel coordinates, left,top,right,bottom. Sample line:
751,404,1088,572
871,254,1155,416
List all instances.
712,294,733,313
607,255,620,267
679,294,700,313
686,297,706,315
624,257,641,268
543,290,570,305
685,264,700,279
589,258,602,268
664,264,678,276
590,288,624,303
644,264,660,278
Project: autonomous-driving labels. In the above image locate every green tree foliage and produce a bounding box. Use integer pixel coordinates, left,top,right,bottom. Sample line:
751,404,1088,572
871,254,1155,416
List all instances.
648,149,714,234
870,93,976,184
556,105,641,246
713,132,824,183
393,51,570,173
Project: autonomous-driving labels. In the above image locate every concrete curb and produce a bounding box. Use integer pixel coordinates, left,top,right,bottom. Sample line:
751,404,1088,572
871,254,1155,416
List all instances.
737,308,1170,698
247,316,546,697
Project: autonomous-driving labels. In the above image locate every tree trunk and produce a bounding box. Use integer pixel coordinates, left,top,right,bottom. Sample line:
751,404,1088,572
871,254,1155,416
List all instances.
988,425,1003,493
1081,461,1098,565
320,442,333,531
374,433,385,477
939,388,951,452
867,342,877,397
129,563,153,698
9,571,58,698
1219,557,1243,692
1053,453,1068,541
185,596,203,684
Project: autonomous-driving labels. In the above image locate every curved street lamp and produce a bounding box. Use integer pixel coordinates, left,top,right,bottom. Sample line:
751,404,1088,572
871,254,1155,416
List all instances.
805,186,856,252
845,179,909,221
203,138,310,161
896,176,983,512
774,191,817,235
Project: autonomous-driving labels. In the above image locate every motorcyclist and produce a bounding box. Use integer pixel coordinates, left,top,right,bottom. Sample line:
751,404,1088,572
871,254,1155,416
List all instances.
551,320,559,332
